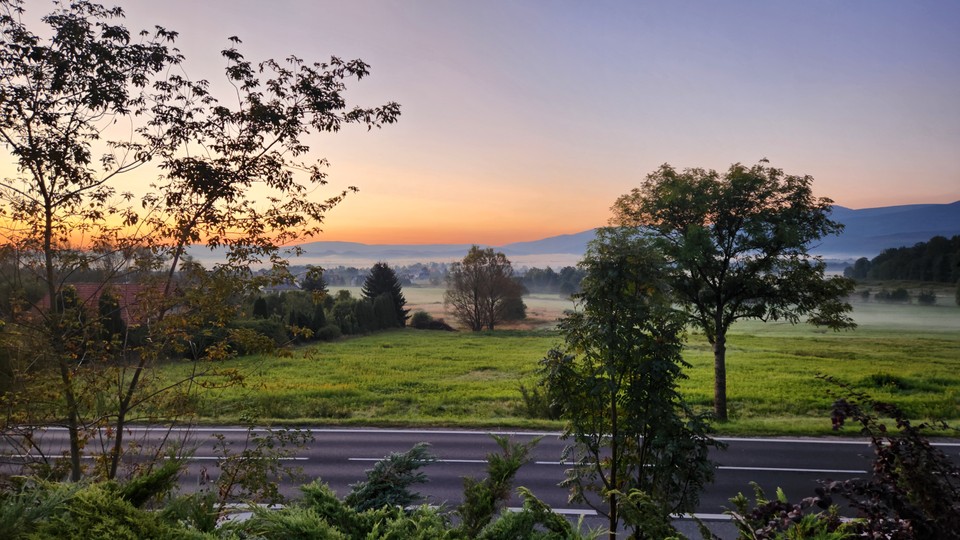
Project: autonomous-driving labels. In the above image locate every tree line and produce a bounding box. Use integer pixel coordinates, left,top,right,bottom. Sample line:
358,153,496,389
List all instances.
844,235,960,283
241,262,410,349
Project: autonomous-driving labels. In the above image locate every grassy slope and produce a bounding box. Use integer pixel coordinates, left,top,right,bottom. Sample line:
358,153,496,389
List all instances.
163,293,960,435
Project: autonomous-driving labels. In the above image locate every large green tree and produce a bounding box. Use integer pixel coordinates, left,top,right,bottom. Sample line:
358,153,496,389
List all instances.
0,0,398,481
540,228,718,539
360,262,408,327
611,160,856,421
444,245,524,331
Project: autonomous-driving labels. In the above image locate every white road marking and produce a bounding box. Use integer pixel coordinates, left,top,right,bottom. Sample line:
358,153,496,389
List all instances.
349,457,868,475
0,454,308,461
718,465,866,474
348,457,486,464
534,460,866,474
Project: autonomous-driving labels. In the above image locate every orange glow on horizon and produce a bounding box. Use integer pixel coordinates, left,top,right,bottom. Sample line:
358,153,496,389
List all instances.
311,222,591,246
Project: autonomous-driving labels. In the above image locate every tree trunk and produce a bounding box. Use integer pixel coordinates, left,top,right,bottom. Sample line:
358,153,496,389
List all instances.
608,491,618,539
56,354,83,482
608,376,619,539
44,202,83,482
713,332,727,421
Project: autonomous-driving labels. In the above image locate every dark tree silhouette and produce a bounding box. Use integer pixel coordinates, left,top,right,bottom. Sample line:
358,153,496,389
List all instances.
361,262,408,327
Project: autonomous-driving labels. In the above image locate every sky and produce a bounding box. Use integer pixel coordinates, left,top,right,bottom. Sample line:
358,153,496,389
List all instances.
14,1,960,245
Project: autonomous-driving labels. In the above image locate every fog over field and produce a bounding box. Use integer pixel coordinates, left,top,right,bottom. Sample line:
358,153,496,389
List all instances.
329,284,960,336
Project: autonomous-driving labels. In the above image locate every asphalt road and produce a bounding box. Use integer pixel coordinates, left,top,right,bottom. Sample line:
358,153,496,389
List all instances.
7,427,960,537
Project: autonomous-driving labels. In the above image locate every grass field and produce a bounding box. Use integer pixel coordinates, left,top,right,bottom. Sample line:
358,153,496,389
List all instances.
162,290,960,435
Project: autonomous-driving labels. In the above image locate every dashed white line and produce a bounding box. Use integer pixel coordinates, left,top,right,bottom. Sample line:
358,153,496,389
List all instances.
718,465,866,474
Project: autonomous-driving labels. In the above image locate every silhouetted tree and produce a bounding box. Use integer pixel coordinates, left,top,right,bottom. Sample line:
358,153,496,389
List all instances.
501,282,528,321
361,262,408,327
98,289,126,339
844,257,872,280
252,297,269,319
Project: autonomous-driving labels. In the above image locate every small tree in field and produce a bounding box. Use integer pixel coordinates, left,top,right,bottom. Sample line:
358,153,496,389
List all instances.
540,228,719,540
611,160,856,421
445,245,524,331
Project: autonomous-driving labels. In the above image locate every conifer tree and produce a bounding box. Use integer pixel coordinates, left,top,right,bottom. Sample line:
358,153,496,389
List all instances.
361,262,408,327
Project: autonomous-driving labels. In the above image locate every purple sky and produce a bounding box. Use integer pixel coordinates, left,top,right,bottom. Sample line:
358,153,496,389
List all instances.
29,1,960,244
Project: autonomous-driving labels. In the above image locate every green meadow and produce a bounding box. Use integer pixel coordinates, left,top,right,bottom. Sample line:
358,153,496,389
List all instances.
162,291,960,436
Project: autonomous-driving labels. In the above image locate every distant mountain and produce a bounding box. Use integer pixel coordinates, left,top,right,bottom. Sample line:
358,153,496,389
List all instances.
499,230,598,256
295,241,476,260
817,201,960,259
186,202,959,266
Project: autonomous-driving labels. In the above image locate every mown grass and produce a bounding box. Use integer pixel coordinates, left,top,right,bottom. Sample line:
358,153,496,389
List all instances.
160,297,960,436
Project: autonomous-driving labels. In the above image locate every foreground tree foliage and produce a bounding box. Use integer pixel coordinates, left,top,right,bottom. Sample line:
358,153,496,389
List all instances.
0,437,601,540
611,160,856,421
445,245,525,331
729,375,960,540
541,228,720,540
0,0,398,482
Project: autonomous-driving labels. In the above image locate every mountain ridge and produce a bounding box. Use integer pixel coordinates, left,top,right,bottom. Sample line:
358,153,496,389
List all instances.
186,202,960,265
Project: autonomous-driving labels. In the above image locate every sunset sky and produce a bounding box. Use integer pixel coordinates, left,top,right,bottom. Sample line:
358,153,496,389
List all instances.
13,1,960,245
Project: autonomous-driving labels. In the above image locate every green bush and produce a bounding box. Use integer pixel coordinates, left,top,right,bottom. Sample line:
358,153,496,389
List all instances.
236,506,346,539
231,318,288,348
875,287,910,303
410,310,456,331
29,483,175,540
517,383,562,420
118,458,183,508
410,310,433,328
345,443,436,512
159,492,219,534
0,481,79,539
316,324,342,342
365,505,452,539
455,435,538,537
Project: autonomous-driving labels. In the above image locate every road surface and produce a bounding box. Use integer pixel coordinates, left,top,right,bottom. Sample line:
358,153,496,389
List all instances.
6,427,960,537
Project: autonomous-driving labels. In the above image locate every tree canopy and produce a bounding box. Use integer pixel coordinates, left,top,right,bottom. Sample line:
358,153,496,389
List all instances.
611,160,855,420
